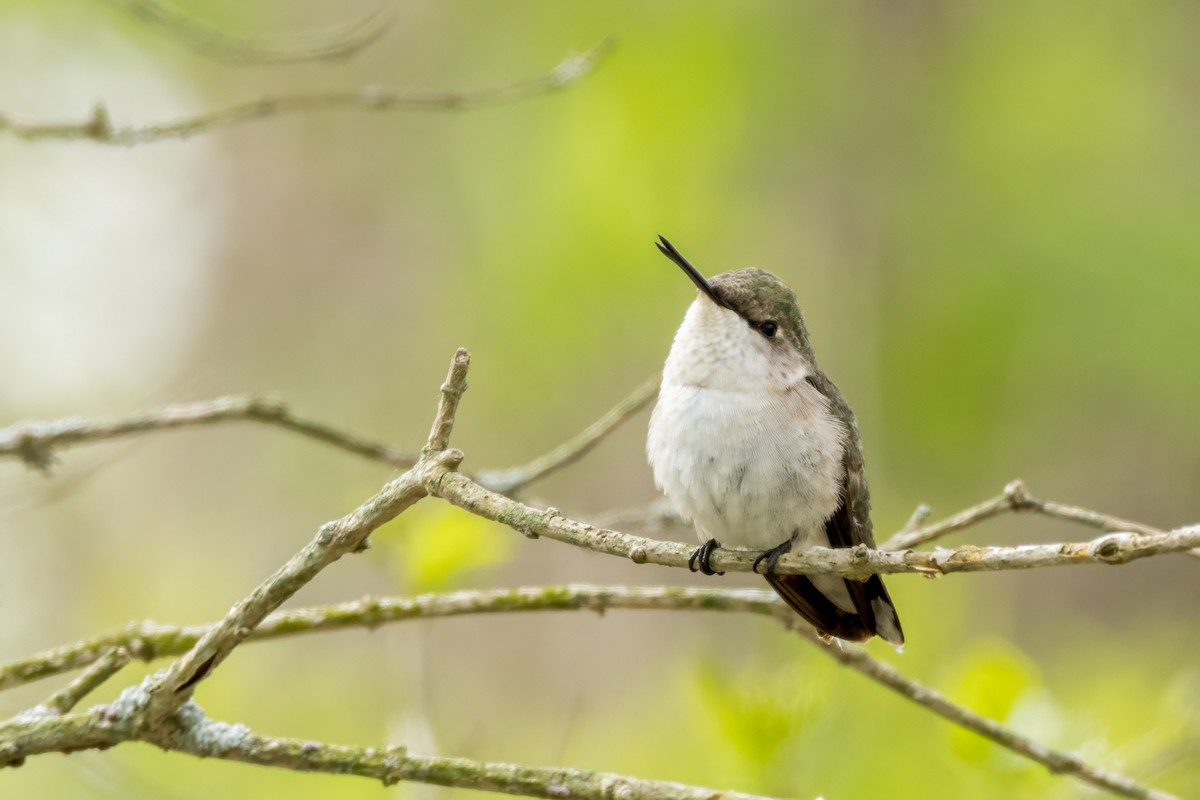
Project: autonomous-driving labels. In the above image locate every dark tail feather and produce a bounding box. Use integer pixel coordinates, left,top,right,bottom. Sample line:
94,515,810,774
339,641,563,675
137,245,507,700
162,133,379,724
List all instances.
857,574,904,646
765,573,904,646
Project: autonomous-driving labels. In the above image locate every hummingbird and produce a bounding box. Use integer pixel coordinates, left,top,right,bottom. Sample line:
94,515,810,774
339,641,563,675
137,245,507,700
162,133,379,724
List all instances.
646,236,904,646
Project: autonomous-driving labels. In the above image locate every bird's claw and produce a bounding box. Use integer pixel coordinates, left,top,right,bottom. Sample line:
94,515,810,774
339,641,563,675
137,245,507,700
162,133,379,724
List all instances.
689,538,724,576
753,539,793,575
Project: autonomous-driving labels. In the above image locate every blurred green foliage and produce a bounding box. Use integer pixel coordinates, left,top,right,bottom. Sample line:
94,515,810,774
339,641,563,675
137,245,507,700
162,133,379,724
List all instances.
0,1,1197,798
376,504,512,594
945,639,1039,764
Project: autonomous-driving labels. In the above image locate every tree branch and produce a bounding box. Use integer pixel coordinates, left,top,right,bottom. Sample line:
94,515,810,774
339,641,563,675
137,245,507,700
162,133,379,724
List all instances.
880,479,1166,551
157,704,775,800
0,364,651,497
430,471,1200,578
43,647,131,715
0,586,781,691
0,585,1176,800
0,395,417,473
587,478,1190,559
1,366,1192,604
100,0,394,65
0,38,615,145
895,503,933,537
0,698,774,800
423,348,472,456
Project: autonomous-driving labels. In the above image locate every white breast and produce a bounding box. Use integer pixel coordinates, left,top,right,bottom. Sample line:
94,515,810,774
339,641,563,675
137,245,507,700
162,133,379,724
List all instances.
647,379,847,552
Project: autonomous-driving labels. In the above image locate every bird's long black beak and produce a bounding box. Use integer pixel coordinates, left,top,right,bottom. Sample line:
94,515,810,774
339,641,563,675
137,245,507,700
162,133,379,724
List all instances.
655,235,733,310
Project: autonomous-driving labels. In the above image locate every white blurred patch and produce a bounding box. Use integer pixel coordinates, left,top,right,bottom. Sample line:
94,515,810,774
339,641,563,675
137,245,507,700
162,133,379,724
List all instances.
0,11,230,412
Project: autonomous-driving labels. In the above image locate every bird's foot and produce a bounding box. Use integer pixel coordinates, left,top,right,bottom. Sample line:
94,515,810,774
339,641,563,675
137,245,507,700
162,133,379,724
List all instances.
753,539,793,575
688,538,724,576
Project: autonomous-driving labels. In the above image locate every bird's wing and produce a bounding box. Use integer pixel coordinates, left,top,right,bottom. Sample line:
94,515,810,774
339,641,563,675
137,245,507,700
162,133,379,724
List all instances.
804,370,874,546
774,371,905,646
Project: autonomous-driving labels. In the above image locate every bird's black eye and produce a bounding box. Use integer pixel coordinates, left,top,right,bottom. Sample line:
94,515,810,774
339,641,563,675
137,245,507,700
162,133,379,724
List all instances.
759,320,778,338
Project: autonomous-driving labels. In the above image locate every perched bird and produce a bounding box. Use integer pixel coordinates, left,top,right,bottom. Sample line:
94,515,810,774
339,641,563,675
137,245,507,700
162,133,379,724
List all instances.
646,236,903,646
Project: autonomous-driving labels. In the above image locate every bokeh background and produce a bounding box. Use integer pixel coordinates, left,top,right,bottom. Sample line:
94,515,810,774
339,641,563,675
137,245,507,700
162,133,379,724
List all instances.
2,1,1198,797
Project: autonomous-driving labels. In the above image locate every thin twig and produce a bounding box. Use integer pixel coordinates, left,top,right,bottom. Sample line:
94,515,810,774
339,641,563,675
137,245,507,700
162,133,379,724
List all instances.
0,38,615,145
0,395,416,473
476,374,659,494
44,648,131,714
0,585,1176,800
100,0,393,65
0,367,651,498
423,348,472,456
896,503,932,537
881,479,1165,551
879,482,1025,551
1031,496,1165,537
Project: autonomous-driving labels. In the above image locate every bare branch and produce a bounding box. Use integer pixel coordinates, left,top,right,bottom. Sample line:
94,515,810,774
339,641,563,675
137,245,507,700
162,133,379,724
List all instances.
0,585,1176,799
881,479,1166,551
0,707,123,766
476,374,659,494
5,648,135,727
0,395,416,473
0,38,616,146
0,699,774,800
1,624,167,692
101,0,393,65
879,481,1027,551
159,704,776,800
0,367,648,498
431,472,1200,578
0,586,781,691
423,347,471,455
587,479,1180,557
43,648,131,715
896,503,932,537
